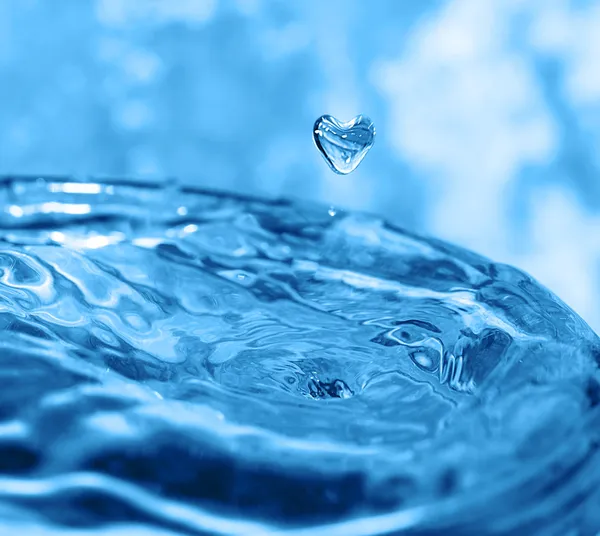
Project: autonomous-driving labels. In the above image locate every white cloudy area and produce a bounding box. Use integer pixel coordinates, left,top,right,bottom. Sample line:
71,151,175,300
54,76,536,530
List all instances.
1,0,600,329
371,0,600,330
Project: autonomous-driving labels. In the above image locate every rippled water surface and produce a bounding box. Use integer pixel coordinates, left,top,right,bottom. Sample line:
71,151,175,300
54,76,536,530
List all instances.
0,176,599,535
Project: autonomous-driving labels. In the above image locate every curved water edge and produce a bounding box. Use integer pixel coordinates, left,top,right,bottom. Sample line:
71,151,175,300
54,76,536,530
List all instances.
0,175,598,535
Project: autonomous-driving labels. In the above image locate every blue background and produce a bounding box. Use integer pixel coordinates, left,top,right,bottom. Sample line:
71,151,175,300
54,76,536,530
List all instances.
1,0,600,331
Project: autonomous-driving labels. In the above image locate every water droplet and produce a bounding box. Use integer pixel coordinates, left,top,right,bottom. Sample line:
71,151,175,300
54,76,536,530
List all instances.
313,114,375,174
328,206,337,217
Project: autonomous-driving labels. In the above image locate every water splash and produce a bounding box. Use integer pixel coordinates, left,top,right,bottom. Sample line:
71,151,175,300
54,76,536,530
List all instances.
0,175,598,534
313,115,375,174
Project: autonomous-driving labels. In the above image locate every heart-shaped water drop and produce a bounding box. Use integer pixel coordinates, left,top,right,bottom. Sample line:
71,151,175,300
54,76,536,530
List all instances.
313,114,375,174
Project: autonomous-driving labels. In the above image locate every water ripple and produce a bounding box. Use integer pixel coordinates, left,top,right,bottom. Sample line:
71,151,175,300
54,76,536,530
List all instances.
0,175,598,534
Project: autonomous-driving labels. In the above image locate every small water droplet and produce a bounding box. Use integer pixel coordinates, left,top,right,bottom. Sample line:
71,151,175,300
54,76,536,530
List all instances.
328,206,337,217
313,114,375,174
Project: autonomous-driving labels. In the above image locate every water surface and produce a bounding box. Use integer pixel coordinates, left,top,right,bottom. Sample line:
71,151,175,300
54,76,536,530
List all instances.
0,175,598,535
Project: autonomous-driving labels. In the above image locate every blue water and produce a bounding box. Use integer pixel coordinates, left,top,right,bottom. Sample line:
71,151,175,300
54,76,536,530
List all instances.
313,115,375,174
0,175,599,535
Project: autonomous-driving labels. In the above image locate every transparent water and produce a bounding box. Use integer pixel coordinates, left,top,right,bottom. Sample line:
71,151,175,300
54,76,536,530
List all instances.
313,115,376,175
0,175,598,535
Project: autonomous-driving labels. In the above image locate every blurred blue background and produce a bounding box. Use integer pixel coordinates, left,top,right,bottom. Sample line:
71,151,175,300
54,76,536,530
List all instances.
1,0,600,331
